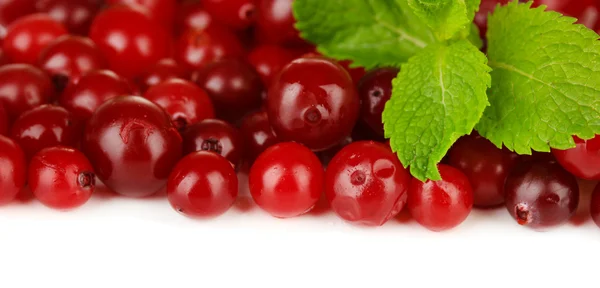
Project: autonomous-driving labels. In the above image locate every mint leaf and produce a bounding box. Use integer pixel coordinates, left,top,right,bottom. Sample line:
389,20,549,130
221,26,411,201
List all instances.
466,23,483,49
293,0,436,69
407,0,481,40
383,40,491,181
477,1,600,154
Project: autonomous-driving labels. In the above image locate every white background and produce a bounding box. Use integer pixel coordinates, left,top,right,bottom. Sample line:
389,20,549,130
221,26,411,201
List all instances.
0,173,598,288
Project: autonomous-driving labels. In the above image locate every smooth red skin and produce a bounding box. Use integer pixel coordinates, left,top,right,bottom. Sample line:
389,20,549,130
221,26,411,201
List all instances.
325,141,411,226
167,151,238,218
552,135,600,180
89,5,170,79
504,160,579,230
194,59,263,122
144,78,215,131
83,96,182,198
448,133,519,207
203,0,256,30
3,14,67,64
106,0,176,30
358,68,398,136
138,58,188,92
0,102,7,135
408,164,474,232
0,0,35,28
38,35,106,86
255,0,303,45
35,0,102,35
28,146,95,209
591,182,600,228
175,1,213,34
249,142,324,218
182,119,244,166
175,25,244,72
59,70,132,121
240,110,279,162
10,104,80,160
247,45,296,87
0,135,26,205
0,64,54,122
339,60,366,84
267,57,360,151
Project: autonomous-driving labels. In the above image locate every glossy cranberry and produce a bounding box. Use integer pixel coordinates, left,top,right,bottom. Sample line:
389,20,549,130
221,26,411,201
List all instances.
38,35,106,89
203,0,256,30
240,110,279,162
267,57,360,151
408,164,474,231
106,0,176,30
138,58,188,92
0,64,54,122
0,135,26,205
0,102,7,135
552,135,600,180
247,45,295,87
357,68,398,136
0,0,35,29
325,141,411,226
144,79,215,131
249,142,323,218
89,5,170,79
182,119,243,166
339,60,366,84
174,25,244,72
83,96,182,198
167,151,237,218
3,14,67,64
194,59,263,122
35,0,102,35
504,160,579,230
591,182,600,228
255,0,303,45
534,0,599,29
59,70,132,121
28,146,95,209
175,1,213,34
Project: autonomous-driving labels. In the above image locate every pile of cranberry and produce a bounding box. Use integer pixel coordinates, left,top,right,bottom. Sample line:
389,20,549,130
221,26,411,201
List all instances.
0,0,599,232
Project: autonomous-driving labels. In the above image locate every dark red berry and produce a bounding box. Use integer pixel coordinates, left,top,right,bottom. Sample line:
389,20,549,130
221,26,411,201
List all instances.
255,0,303,45
3,13,67,64
0,0,35,32
338,60,366,84
0,135,26,205
247,44,295,87
249,142,323,218
182,119,243,166
83,96,182,198
35,0,102,35
504,160,579,230
239,110,279,162
175,25,244,72
106,0,176,30
167,151,238,218
0,64,54,122
203,0,256,30
138,58,188,92
552,135,600,180
175,1,213,34
357,67,398,136
591,182,600,228
0,102,7,135
28,146,95,209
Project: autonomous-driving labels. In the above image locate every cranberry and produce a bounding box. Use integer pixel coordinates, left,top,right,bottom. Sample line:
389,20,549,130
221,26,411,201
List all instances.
28,146,95,209
325,141,411,226
59,70,132,121
552,135,600,180
0,64,54,122
89,5,170,79
316,135,354,167
267,57,360,151
194,59,263,122
0,0,35,30
106,0,176,30
35,0,102,35
38,35,106,89
249,142,323,218
175,25,244,72
338,60,366,84
408,164,474,231
175,1,213,34
255,0,303,45
138,58,188,92
448,133,519,207
167,151,238,218
3,13,67,64
247,44,296,87
0,135,26,205
592,182,600,228
534,0,599,29
182,119,243,166
0,102,7,135
144,79,215,131
504,160,579,230
203,0,256,30
240,110,279,162
357,68,398,136
83,96,182,198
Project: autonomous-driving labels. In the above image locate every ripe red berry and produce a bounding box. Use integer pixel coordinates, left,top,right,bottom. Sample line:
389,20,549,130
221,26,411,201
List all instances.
408,164,474,231
267,57,360,151
167,151,238,218
552,135,600,180
240,110,279,162
357,67,398,136
338,60,366,84
325,141,411,226
203,0,256,30
0,64,54,122
138,58,188,92
534,0,599,29
144,78,215,131
83,96,182,198
0,0,36,30
182,119,244,166
255,0,303,45
3,13,67,64
28,146,95,209
591,182,600,228
175,1,213,34
0,135,26,205
249,142,323,218
106,0,176,30
0,102,7,135
35,0,102,35
175,25,244,72
247,45,296,87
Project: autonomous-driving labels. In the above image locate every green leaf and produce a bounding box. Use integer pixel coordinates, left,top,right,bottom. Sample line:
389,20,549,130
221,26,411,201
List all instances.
466,23,483,49
383,40,491,181
407,0,481,40
293,0,436,69
477,1,600,154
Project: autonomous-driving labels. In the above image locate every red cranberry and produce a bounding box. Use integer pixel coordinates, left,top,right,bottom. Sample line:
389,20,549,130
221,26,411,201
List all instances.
83,96,182,198
267,57,360,151
357,68,398,136
408,164,474,231
3,13,67,64
28,146,95,209
106,0,176,30
89,5,170,79
552,135,600,180
255,0,303,45
59,70,132,121
0,64,54,122
0,102,7,135
174,25,244,72
182,119,243,166
35,0,102,35
239,110,279,162
338,60,366,84
203,0,256,30
247,44,295,87
0,0,35,30
534,0,599,29
175,1,213,34
194,59,263,122
144,78,215,131
504,160,579,230
448,133,519,207
325,141,411,226
167,151,238,218
592,182,600,228
138,58,188,92
0,135,26,205
249,142,324,218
